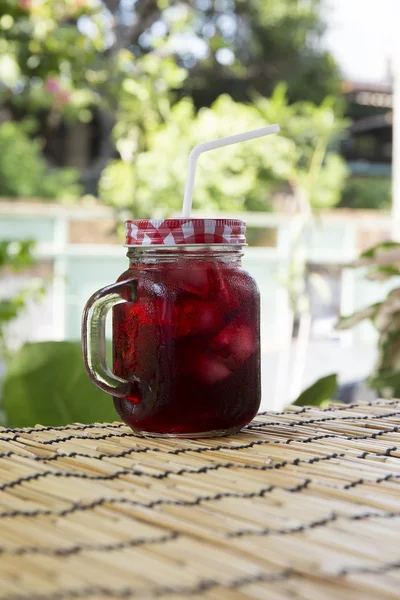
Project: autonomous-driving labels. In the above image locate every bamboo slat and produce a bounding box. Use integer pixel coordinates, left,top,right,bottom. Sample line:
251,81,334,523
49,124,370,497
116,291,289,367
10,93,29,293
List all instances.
0,399,399,599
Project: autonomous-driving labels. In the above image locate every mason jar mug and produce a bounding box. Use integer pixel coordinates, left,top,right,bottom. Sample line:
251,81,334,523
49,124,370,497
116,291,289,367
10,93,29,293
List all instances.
82,219,261,437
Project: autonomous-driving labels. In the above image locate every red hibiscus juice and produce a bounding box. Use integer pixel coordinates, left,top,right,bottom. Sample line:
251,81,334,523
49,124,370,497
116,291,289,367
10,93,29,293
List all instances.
82,219,261,437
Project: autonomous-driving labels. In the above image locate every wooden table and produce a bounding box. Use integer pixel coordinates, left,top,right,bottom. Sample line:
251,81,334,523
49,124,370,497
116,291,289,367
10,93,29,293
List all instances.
0,399,399,599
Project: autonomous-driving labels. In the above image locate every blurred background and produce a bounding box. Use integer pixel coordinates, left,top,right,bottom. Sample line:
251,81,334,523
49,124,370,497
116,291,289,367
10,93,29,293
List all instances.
0,0,399,426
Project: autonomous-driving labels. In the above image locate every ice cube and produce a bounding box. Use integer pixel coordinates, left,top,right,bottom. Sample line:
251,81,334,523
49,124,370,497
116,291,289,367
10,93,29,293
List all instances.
175,297,225,337
136,278,175,327
166,266,212,296
211,322,256,365
196,353,232,384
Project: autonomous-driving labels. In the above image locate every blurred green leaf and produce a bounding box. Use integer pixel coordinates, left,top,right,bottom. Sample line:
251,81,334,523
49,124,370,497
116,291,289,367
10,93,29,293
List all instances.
0,121,81,199
0,239,35,270
340,177,392,211
3,341,117,427
336,304,381,331
0,299,21,322
365,265,400,282
359,241,400,261
293,373,338,406
339,241,400,401
369,370,400,395
0,239,40,361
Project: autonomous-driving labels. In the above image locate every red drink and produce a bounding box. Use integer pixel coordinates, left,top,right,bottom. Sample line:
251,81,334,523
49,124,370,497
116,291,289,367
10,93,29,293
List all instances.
113,250,260,436
82,219,261,437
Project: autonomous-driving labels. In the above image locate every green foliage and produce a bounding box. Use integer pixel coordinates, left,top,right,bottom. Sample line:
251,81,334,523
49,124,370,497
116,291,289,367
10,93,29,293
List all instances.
359,241,400,261
0,120,81,199
0,0,105,117
69,0,340,109
100,86,348,218
3,341,117,426
255,87,349,210
337,242,400,398
0,0,344,211
293,373,338,406
340,177,392,211
0,0,186,122
304,154,348,210
160,0,341,106
0,238,40,360
254,88,349,322
113,52,186,146
0,238,35,270
0,245,113,428
101,94,290,216
0,0,186,198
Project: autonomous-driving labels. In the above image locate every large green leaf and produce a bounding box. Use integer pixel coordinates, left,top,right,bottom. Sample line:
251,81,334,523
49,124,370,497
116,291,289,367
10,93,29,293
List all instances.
2,341,118,427
293,373,338,407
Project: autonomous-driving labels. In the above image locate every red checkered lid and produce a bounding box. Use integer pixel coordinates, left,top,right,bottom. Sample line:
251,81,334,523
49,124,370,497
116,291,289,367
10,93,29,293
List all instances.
125,219,246,246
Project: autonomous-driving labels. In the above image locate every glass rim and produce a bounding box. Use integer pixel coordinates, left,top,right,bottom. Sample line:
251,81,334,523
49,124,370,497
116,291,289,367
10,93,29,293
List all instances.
124,243,247,250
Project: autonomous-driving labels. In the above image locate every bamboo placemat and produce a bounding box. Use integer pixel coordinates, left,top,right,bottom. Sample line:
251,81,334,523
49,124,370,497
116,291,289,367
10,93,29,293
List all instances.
0,399,400,599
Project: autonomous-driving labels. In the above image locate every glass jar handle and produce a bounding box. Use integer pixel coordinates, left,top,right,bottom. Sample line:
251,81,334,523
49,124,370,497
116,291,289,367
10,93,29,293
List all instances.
82,278,138,397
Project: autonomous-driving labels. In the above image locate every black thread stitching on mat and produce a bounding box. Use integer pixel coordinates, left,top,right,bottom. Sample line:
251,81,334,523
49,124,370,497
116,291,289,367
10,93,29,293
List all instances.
0,431,135,445
0,532,178,558
0,480,312,520
338,561,400,577
258,399,400,415
343,473,396,490
0,435,398,492
0,443,334,463
247,410,400,430
0,570,293,600
3,561,400,600
0,422,126,435
0,446,160,462
0,452,343,492
358,447,399,459
1,460,397,521
357,447,398,460
0,439,274,462
6,509,400,557
227,509,400,538
1,437,398,466
285,425,399,444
